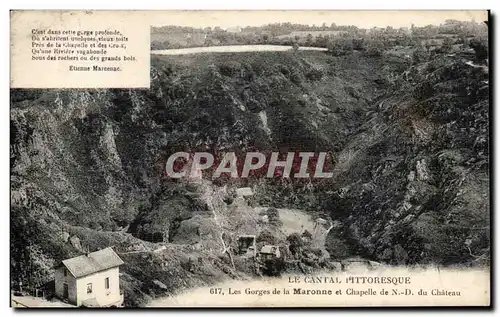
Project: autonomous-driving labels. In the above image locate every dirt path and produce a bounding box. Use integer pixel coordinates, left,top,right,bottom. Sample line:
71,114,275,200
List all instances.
151,45,328,56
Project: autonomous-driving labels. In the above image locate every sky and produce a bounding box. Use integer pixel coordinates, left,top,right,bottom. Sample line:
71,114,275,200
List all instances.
148,10,488,29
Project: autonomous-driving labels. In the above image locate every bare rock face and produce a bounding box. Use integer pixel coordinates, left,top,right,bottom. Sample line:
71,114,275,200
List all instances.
10,47,490,303
58,231,70,243
416,159,431,181
69,235,82,252
407,171,415,182
322,53,489,266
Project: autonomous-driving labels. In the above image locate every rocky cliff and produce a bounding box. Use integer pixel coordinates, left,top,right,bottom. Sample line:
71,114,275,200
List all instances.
10,49,489,305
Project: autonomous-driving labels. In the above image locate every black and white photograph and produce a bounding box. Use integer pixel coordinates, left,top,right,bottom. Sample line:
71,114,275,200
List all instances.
9,10,491,308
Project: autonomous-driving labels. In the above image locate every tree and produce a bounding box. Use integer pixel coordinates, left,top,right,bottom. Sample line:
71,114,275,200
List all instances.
301,230,313,240
306,34,313,46
440,37,454,53
425,42,431,53
470,37,488,62
287,233,304,255
262,257,286,276
364,38,384,57
325,236,350,260
204,38,214,47
352,38,365,51
315,35,328,48
412,44,429,63
461,36,470,50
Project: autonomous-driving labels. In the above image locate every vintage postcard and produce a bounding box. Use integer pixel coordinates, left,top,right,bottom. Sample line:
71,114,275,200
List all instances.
10,10,490,308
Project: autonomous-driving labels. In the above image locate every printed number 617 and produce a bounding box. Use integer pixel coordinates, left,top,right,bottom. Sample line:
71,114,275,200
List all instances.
209,288,224,295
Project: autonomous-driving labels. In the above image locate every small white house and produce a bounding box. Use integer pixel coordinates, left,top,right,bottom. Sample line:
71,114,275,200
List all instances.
260,245,281,261
236,187,253,197
54,247,124,307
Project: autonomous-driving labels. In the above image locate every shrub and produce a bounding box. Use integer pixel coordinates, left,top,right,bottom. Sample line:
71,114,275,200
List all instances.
325,236,351,260
352,38,365,51
469,37,488,62
301,230,313,240
305,68,324,81
438,37,454,54
412,45,430,63
364,39,385,57
327,38,354,56
218,61,241,77
287,233,304,255
257,230,278,245
262,258,286,277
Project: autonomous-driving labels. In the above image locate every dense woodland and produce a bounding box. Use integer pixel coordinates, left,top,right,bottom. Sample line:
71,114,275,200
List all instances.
151,19,486,52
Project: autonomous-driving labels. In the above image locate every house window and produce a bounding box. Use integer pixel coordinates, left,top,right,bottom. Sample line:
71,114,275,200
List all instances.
86,283,92,294
63,268,67,277
105,277,110,289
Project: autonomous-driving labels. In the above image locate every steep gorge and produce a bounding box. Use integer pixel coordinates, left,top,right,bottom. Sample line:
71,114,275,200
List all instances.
10,49,489,305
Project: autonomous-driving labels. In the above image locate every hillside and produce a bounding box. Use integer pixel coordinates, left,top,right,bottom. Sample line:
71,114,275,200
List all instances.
10,45,489,306
321,52,490,265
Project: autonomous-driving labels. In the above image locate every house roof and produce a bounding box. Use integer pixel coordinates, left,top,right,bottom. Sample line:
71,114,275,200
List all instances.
236,187,253,197
61,247,124,278
260,245,278,254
